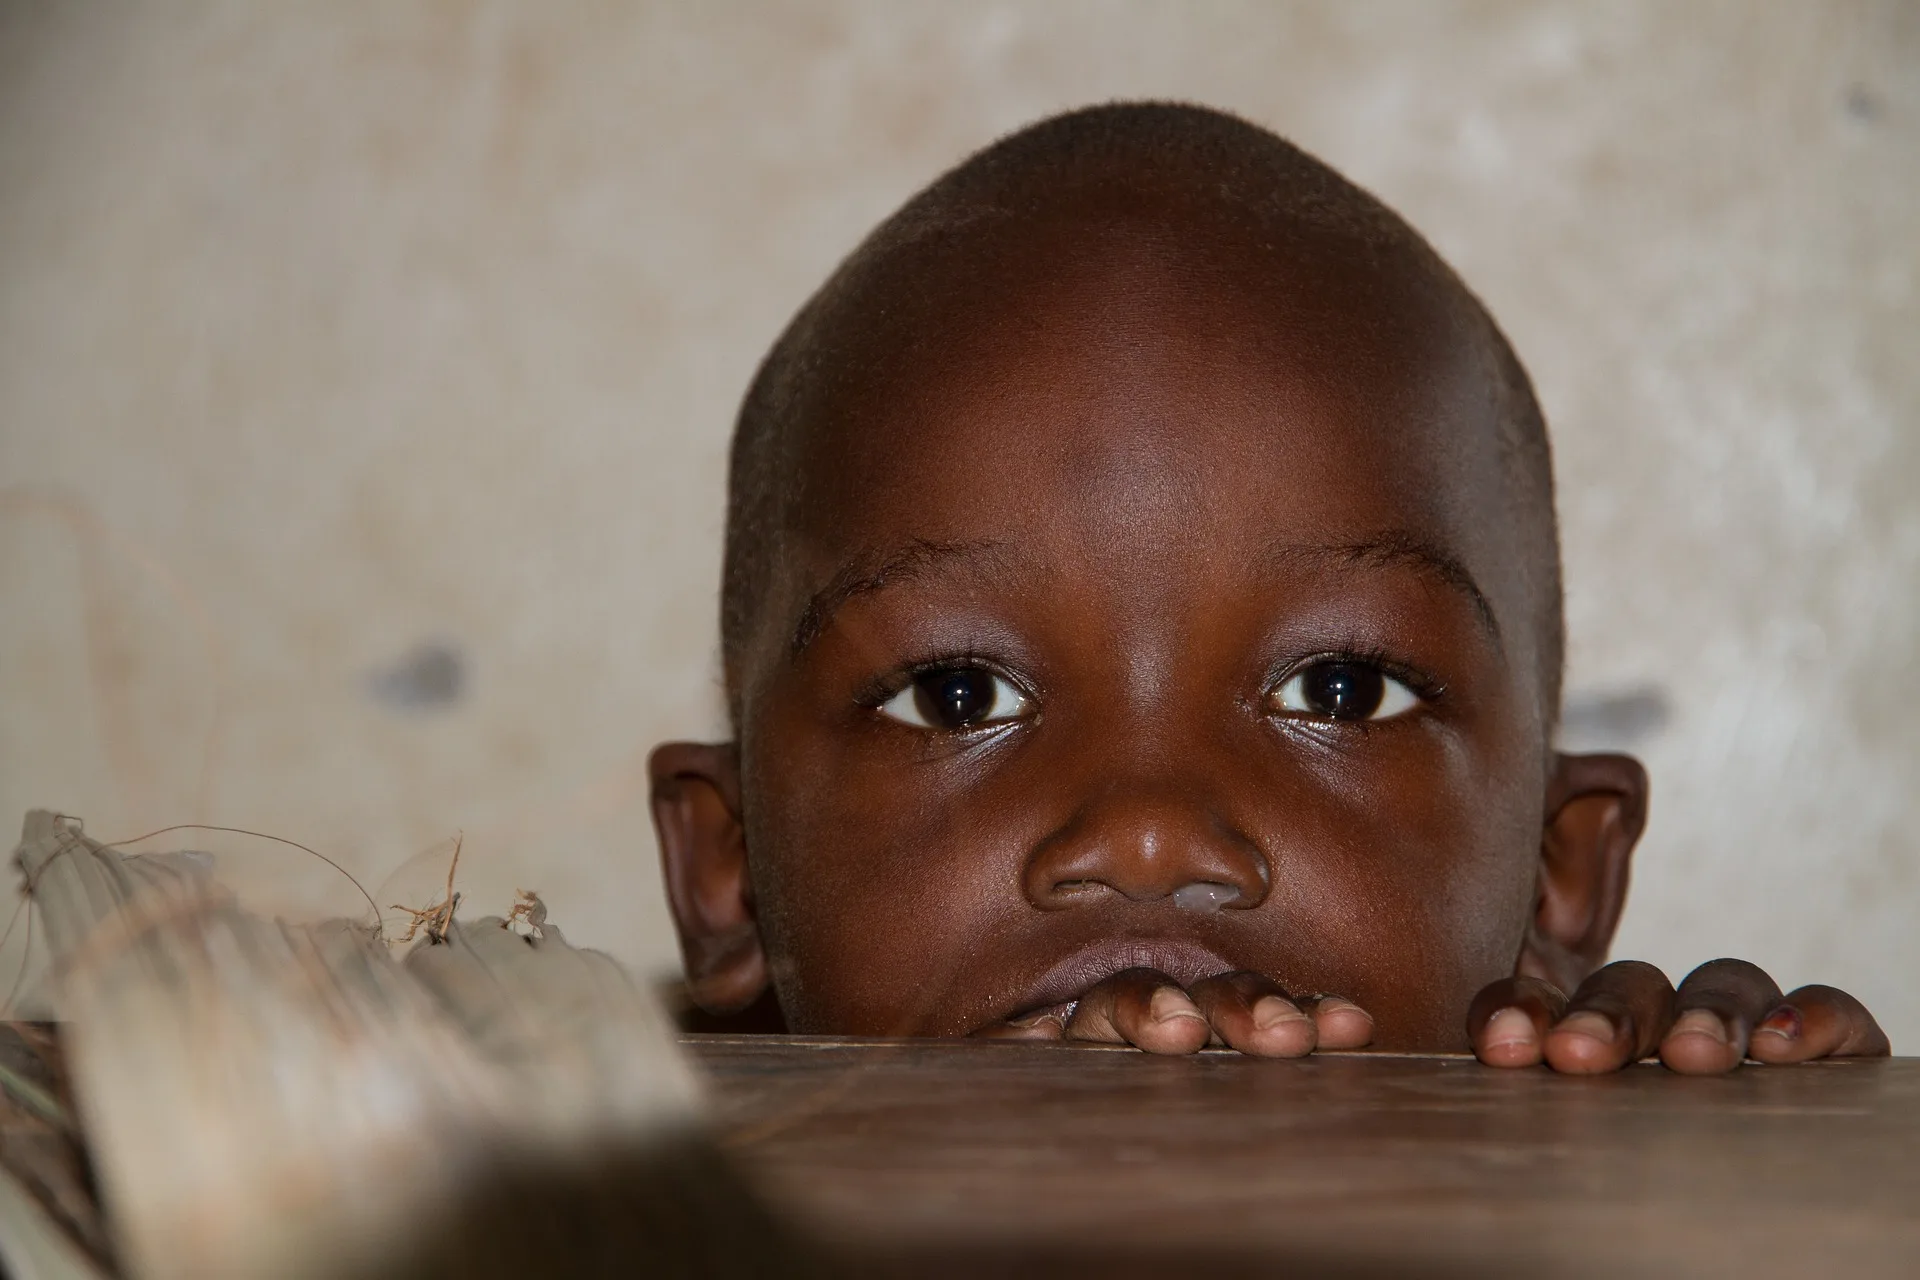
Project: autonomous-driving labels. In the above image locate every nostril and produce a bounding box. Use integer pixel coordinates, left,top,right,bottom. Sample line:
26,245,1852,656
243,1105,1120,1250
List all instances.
1171,882,1242,913
1024,796,1272,911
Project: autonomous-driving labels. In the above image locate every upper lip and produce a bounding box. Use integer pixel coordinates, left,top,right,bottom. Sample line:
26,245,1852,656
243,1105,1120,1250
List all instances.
1007,936,1240,1017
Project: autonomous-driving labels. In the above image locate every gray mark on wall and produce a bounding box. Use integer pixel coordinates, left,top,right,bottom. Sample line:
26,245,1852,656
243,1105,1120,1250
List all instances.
367,641,466,711
1557,685,1671,753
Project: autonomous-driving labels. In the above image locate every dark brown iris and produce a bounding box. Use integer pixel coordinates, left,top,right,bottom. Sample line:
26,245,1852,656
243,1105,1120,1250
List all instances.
1299,662,1386,719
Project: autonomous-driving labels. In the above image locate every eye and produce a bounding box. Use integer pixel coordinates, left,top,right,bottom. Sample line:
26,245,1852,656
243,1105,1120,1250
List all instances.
879,667,1031,731
1268,660,1420,722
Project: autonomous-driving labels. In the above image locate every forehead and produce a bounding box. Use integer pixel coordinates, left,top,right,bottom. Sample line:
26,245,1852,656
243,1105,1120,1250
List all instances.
761,208,1533,680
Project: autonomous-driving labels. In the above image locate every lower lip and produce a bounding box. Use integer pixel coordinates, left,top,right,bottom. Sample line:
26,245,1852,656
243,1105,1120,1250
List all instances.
1010,937,1240,1016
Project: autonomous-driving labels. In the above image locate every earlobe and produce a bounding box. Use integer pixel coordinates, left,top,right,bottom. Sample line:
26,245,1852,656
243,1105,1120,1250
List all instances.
648,741,769,1015
1516,752,1649,993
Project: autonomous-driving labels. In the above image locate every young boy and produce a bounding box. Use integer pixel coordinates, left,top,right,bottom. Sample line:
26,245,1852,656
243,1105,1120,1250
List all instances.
648,103,1886,1075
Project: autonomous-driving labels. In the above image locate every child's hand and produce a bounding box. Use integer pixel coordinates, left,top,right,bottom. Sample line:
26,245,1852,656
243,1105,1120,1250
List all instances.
1467,959,1889,1074
974,968,1375,1056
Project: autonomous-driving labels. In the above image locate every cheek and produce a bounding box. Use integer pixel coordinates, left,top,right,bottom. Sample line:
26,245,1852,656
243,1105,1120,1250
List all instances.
1251,729,1542,1049
742,733,1029,1035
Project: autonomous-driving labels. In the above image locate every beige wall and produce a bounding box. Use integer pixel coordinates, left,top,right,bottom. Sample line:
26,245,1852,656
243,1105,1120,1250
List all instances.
3,2,1916,1042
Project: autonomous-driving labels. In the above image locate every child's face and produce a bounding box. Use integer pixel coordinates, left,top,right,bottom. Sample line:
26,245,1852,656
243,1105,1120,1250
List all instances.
656,212,1644,1051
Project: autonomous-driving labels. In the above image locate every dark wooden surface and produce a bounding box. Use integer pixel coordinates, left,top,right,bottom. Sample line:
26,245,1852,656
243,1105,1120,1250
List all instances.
692,1035,1920,1278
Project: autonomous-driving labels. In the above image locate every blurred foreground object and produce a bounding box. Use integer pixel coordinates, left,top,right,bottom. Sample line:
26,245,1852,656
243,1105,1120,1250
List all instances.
0,811,807,1280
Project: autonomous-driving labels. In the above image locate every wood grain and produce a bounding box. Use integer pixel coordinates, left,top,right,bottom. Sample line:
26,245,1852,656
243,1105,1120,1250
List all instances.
694,1035,1920,1278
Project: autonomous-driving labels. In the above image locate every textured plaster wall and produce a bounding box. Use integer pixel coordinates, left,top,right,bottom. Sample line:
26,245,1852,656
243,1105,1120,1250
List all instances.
2,3,1915,1041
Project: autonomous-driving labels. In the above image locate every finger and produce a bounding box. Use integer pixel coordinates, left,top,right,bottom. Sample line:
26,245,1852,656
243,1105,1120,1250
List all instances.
1467,976,1568,1068
1748,984,1891,1064
1189,971,1315,1058
971,1003,1070,1042
1065,968,1211,1055
1660,958,1782,1075
1543,960,1675,1074
1296,993,1375,1050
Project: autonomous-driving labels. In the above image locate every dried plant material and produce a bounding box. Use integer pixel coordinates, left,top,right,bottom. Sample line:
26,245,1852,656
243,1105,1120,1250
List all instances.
20,812,486,1280
503,890,545,939
8,810,800,1280
405,913,695,1138
388,834,463,946
91,822,382,935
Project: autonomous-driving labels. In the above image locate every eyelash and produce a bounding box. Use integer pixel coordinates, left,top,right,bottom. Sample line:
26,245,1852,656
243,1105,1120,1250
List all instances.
1269,644,1447,704
854,649,1029,710
855,644,1445,725
1260,644,1446,739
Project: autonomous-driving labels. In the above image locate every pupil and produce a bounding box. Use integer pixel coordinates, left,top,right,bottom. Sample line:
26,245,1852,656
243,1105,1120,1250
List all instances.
917,668,994,728
1302,662,1384,719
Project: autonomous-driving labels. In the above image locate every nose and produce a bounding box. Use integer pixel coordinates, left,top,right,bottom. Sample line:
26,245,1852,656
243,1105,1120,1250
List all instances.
1023,783,1270,911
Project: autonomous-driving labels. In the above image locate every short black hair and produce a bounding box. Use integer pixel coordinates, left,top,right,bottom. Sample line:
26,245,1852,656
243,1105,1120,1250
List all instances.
722,101,1561,727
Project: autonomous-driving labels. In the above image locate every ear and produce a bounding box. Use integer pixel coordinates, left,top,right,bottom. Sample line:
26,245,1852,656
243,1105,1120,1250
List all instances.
649,741,768,1015
1515,752,1649,993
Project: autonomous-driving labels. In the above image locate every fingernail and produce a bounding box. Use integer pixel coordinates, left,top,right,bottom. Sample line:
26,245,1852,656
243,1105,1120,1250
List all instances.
1253,996,1307,1030
1485,1007,1536,1049
1557,1010,1616,1043
1754,1005,1802,1041
1316,996,1368,1019
1670,1008,1729,1044
1150,987,1203,1025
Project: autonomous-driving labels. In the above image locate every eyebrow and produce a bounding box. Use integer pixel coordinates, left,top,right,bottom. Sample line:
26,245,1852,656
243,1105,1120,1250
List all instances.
1266,531,1502,644
789,530,1501,658
790,538,1007,656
